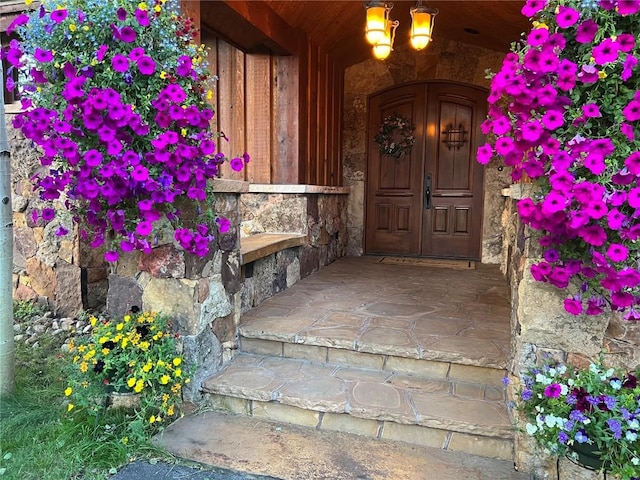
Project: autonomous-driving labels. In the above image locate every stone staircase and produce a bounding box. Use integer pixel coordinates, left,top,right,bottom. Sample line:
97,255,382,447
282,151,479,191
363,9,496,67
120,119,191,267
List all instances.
201,315,514,462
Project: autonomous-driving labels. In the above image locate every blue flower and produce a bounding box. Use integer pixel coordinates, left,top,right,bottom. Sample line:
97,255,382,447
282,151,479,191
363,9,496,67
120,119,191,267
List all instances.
575,430,589,443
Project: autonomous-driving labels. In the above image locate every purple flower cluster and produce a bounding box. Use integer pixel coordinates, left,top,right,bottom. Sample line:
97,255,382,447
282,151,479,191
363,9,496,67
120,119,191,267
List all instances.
2,0,249,262
478,0,640,317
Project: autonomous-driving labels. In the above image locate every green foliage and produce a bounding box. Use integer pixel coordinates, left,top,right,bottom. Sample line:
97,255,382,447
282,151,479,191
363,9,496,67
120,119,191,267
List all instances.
12,300,46,322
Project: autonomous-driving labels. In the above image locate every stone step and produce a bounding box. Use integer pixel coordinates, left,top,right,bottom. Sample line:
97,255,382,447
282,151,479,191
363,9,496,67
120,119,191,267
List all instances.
156,410,529,480
239,315,509,370
201,353,514,461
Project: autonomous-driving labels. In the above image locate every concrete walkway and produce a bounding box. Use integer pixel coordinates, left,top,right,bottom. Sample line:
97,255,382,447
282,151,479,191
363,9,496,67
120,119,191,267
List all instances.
155,411,530,480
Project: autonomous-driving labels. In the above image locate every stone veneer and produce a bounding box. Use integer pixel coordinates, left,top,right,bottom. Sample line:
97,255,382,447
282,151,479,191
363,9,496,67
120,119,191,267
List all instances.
105,180,348,401
7,107,107,316
502,185,640,479
342,38,512,263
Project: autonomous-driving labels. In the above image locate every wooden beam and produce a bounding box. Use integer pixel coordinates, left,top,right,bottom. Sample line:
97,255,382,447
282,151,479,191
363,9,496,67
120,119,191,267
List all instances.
200,1,301,57
245,54,272,184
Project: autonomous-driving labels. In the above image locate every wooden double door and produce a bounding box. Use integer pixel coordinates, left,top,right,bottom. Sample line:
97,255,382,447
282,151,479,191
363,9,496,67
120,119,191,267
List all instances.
365,82,486,260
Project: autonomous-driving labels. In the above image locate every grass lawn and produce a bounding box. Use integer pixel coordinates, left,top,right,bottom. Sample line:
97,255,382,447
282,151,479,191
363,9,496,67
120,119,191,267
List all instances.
0,333,167,480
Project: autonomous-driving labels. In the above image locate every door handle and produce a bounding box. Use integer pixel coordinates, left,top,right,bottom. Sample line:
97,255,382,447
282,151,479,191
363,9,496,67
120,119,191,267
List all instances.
425,174,432,210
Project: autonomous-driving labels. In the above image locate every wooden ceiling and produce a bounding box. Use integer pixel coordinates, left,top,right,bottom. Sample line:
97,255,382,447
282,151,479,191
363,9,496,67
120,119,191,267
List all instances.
202,1,530,67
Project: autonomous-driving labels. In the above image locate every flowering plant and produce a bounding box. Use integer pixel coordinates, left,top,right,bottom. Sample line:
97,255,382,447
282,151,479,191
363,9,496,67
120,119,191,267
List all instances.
518,358,640,479
3,0,248,263
65,310,189,428
477,0,640,318
374,113,415,158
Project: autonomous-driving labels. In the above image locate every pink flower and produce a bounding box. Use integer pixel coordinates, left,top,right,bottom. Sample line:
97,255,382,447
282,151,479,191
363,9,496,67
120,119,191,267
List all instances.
622,55,638,81
521,121,543,142
527,28,549,47
111,54,129,73
542,110,564,130
592,38,620,65
135,8,150,26
617,33,636,52
34,48,53,63
521,0,547,17
119,26,137,43
217,218,231,233
476,143,493,165
576,19,598,44
555,6,580,28
230,157,244,171
623,100,640,122
105,251,119,262
6,14,29,35
50,9,68,24
582,103,601,118
621,123,635,142
96,45,108,62
618,0,640,15
607,244,629,263
137,56,156,75
563,298,583,316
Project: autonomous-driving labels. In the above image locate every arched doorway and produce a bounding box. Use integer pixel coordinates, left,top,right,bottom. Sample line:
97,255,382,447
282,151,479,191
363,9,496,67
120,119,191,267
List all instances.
364,81,487,260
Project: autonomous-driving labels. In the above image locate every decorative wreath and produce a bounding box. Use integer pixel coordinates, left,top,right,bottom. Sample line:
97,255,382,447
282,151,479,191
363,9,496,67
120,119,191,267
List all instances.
374,113,415,158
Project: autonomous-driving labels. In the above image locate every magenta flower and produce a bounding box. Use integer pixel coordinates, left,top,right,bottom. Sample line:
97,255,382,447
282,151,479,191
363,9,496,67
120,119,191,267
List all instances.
129,47,145,61
576,19,598,44
582,103,601,118
111,54,129,73
623,100,640,121
618,0,640,15
621,123,635,142
555,6,580,28
217,218,231,233
34,48,53,63
542,110,564,130
137,56,156,75
41,208,56,221
607,244,629,263
476,143,493,165
621,55,638,81
592,38,620,64
230,157,244,172
104,251,119,263
50,9,68,23
135,8,150,26
527,28,549,46
6,14,29,35
96,44,109,61
563,298,583,316
521,0,547,17
119,26,137,43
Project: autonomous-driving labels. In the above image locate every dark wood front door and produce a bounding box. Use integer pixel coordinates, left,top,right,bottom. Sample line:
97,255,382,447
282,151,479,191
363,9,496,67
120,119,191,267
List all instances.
365,82,486,260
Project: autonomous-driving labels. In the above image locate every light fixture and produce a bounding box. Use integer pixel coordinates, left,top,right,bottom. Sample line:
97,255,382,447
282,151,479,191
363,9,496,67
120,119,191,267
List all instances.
372,19,399,60
365,1,393,46
410,1,438,51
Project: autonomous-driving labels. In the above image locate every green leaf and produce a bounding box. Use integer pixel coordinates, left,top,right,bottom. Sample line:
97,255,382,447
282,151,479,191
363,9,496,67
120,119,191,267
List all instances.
2,453,10,461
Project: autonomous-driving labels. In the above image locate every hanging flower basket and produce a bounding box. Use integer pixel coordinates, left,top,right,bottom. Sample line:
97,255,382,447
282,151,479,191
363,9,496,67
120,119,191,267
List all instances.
374,113,415,158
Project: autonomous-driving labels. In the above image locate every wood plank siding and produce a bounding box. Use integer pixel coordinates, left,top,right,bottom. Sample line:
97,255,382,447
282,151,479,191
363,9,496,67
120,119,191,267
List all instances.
192,1,343,187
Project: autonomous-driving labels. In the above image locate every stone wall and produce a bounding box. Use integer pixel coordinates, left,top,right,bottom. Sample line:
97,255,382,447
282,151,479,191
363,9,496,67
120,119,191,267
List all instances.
8,110,107,317
239,189,348,312
502,187,640,479
106,188,242,401
343,39,511,262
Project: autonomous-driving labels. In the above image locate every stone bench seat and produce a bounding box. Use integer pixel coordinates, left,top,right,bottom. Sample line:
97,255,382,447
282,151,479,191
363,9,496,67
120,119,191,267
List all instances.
240,233,307,265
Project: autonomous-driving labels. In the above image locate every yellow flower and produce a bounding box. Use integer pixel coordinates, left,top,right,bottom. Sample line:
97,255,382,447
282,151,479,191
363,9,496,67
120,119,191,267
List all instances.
143,362,153,373
73,355,80,363
90,317,97,327
83,350,96,360
139,341,150,351
138,2,148,10
102,348,110,355
68,339,75,352
64,387,72,396
149,415,156,424
77,345,86,352
127,378,136,388
134,380,144,393
80,362,88,373
171,383,182,394
82,26,89,31
167,405,175,416
181,128,188,137
532,21,548,30
598,70,608,79
173,358,182,367
81,381,88,388
162,393,170,403
98,336,109,344
154,5,161,12
206,90,213,100
121,437,129,445
122,338,129,348
69,24,76,32
25,0,34,6
174,369,182,378
157,360,165,367
160,374,170,385
160,71,168,79
67,403,74,412
116,323,124,331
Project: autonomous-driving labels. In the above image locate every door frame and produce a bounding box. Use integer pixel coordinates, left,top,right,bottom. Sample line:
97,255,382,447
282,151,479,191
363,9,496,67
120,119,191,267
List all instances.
363,80,488,260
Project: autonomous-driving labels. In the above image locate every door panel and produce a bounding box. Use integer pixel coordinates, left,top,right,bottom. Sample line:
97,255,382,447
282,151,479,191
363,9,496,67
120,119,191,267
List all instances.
421,84,486,259
365,82,486,260
365,84,425,255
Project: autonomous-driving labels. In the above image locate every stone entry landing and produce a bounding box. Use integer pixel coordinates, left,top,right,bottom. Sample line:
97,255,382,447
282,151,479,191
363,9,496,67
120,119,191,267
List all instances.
201,256,514,463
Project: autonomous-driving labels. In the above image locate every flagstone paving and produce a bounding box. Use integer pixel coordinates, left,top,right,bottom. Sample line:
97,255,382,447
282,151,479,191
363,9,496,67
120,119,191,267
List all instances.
199,256,516,466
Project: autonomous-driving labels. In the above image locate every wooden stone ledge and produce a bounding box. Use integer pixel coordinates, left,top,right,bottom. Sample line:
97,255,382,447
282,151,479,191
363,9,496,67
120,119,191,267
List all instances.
240,233,307,265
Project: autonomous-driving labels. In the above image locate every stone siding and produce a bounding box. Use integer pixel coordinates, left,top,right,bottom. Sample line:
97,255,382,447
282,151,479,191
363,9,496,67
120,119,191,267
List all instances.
343,39,510,262
8,111,107,316
240,191,348,313
502,188,640,479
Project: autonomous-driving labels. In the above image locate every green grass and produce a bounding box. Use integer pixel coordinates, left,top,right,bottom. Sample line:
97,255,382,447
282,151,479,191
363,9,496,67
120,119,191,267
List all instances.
0,334,167,480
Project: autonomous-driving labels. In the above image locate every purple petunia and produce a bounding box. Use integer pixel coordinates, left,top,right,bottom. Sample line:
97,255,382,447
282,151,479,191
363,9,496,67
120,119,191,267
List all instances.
50,9,68,23
137,56,156,75
111,54,129,73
